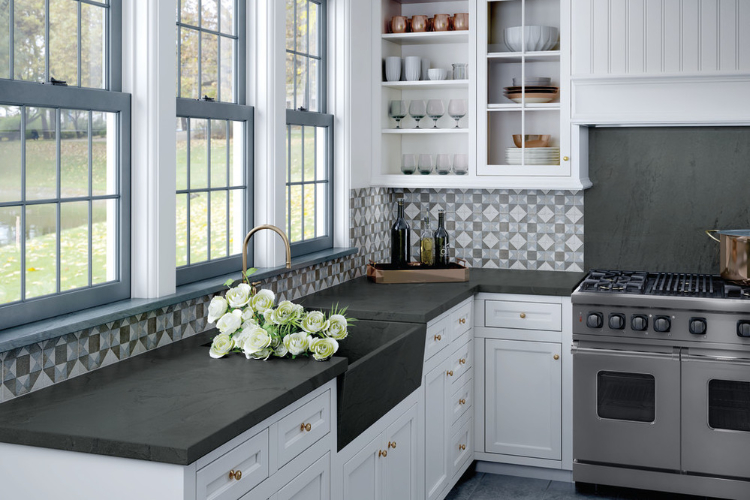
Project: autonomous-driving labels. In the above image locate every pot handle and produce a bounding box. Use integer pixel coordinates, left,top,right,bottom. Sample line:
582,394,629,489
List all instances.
705,229,720,242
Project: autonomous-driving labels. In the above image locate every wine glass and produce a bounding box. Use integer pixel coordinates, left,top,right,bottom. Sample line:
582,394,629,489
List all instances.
448,99,468,128
435,154,452,175
401,153,416,175
426,99,445,129
417,154,433,175
389,100,407,129
409,100,426,129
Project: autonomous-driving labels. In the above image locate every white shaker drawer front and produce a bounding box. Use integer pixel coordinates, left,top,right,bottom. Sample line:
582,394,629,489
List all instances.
275,390,330,469
450,377,472,427
485,300,562,332
425,316,451,361
450,419,472,479
451,301,473,338
449,339,473,386
196,429,269,500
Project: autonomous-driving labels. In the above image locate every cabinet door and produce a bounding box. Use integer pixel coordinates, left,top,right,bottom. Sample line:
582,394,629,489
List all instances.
485,339,562,460
383,403,419,500
424,360,450,500
276,452,330,500
342,435,381,500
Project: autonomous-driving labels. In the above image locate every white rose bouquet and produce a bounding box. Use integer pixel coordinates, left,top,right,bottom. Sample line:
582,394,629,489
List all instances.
208,269,355,362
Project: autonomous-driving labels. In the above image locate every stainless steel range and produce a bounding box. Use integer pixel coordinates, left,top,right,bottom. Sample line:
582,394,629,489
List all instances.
571,270,750,499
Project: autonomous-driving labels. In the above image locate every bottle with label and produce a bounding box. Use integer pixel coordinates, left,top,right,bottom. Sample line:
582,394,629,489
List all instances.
390,199,410,267
420,211,434,266
434,209,450,266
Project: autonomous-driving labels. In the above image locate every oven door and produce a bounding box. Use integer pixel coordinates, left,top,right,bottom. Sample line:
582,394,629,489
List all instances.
682,349,750,479
573,344,681,470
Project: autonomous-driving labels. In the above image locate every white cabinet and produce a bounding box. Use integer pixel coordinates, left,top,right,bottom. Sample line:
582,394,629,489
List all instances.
424,358,452,500
196,429,269,500
274,452,330,500
484,339,561,460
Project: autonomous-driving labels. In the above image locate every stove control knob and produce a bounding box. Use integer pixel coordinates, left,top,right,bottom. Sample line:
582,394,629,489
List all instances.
608,313,625,330
737,321,750,338
654,316,671,333
689,318,707,335
586,312,603,329
631,315,648,332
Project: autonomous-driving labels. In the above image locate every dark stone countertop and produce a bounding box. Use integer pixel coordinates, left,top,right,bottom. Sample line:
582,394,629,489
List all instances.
298,269,586,323
0,329,347,465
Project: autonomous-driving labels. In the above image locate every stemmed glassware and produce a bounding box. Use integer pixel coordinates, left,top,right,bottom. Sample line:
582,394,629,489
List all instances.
409,100,427,129
426,99,445,129
389,100,407,129
448,99,468,128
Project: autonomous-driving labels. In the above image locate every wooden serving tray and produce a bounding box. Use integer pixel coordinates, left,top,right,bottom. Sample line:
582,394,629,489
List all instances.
366,259,470,284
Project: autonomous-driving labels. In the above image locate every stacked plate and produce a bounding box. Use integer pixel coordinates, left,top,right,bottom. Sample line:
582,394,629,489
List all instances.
505,147,560,165
503,85,559,104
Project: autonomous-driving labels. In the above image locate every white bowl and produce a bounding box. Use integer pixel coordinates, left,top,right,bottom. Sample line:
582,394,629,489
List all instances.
428,68,448,81
504,26,558,52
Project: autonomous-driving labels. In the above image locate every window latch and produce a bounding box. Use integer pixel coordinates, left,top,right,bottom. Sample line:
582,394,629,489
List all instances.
298,106,307,112
200,95,215,102
47,77,68,86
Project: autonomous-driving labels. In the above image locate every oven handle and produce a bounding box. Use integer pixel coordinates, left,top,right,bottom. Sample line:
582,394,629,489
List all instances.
682,350,750,364
571,345,679,360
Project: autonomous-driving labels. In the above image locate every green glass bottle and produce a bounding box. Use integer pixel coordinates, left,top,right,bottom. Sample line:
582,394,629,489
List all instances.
434,209,449,267
390,199,411,267
420,211,434,266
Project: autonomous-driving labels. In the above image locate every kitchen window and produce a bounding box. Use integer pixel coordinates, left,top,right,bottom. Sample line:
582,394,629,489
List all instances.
285,0,333,256
0,0,130,331
175,0,253,286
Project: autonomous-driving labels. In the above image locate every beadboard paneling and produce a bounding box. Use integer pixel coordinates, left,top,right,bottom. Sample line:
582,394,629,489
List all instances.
573,0,750,75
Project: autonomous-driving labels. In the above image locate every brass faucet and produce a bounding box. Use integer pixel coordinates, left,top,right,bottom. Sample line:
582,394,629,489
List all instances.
242,225,292,279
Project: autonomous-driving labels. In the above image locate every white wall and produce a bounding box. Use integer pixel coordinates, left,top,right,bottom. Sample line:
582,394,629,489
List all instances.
348,0,374,189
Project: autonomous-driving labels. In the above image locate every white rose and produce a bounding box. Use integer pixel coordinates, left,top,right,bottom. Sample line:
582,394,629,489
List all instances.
209,334,234,359
273,300,302,325
232,323,256,347
242,327,273,356
216,309,243,336
241,308,257,324
301,311,329,334
263,308,275,325
226,283,253,309
283,332,311,356
251,289,276,313
309,337,339,361
273,343,289,358
246,348,273,360
326,314,348,340
207,296,228,323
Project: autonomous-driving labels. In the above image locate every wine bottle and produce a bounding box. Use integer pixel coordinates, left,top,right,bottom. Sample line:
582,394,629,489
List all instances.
420,211,434,266
434,209,449,267
390,199,411,267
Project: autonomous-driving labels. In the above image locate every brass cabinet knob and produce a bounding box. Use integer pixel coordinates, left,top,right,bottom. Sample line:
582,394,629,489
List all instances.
300,422,312,432
229,470,242,480
459,399,466,405
554,354,560,360
459,358,466,365
563,156,569,162
520,313,526,319
388,441,397,449
434,334,442,341
459,318,466,325
447,370,454,377
379,449,388,458
459,444,466,451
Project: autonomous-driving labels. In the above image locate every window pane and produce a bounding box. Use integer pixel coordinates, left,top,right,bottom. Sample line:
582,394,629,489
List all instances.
190,192,207,264
295,55,307,110
60,201,88,291
285,0,295,51
201,0,218,31
25,107,56,201
176,117,188,190
219,36,234,103
49,0,78,86
0,105,22,203
303,183,314,240
289,124,302,183
295,0,307,55
60,110,89,199
91,111,116,196
303,124,315,181
180,0,199,26
190,118,208,189
0,206,22,304
315,125,327,179
25,203,57,298
91,198,116,285
228,189,243,255
176,193,188,266
210,119,227,188
316,182,327,238
210,190,227,260
201,32,218,99
308,0,319,57
81,2,105,89
0,1,9,79
309,57,319,112
220,0,235,36
14,0,46,82
289,185,302,243
285,52,294,109
229,120,243,187
179,28,200,99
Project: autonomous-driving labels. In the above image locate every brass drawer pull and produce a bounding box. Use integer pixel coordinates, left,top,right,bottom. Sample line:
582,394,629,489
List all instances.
554,354,560,360
459,399,466,405
520,313,526,319
378,449,388,458
300,422,312,432
228,470,242,480
459,444,466,451
447,370,454,377
434,334,442,341
459,358,466,365
459,318,466,325
388,441,397,449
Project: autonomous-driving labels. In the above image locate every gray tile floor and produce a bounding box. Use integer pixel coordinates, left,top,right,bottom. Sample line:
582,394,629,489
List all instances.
445,468,717,500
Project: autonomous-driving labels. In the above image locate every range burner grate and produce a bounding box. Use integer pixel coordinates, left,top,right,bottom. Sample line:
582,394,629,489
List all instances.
579,270,750,299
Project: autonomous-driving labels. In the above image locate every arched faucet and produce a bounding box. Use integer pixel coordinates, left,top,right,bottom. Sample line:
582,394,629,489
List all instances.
242,225,292,279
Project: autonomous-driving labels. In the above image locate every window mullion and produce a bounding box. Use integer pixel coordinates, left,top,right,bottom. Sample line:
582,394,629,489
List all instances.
77,0,82,87
186,118,191,265
55,108,61,294
20,105,25,300
88,110,93,287
225,119,229,258
45,0,50,82
206,120,211,261
198,0,202,98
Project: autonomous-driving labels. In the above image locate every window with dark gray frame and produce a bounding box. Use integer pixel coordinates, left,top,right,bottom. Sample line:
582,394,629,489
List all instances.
176,0,253,286
0,0,130,331
285,0,333,256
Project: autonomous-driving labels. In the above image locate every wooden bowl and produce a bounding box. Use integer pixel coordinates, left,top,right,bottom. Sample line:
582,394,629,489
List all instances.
513,135,551,148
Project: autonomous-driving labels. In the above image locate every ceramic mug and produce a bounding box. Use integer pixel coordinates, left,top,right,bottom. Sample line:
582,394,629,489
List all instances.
453,13,469,31
411,15,428,33
391,16,407,33
433,14,451,32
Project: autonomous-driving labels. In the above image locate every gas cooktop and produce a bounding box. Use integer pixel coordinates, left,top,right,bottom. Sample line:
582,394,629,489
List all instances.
577,270,750,299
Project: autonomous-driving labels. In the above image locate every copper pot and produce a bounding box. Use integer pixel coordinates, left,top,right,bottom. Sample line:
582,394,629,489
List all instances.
706,230,750,284
411,15,428,32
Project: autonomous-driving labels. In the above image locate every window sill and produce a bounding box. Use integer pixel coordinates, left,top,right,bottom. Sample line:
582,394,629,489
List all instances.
0,247,358,353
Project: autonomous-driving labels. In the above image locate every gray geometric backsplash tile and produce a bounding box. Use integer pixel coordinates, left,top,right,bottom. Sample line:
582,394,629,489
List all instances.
0,186,581,403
